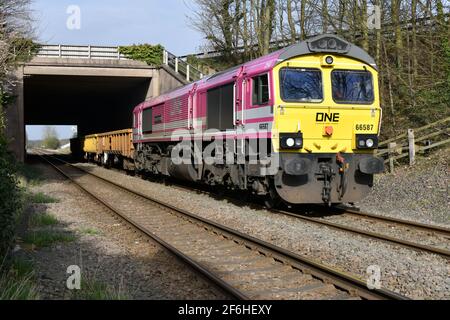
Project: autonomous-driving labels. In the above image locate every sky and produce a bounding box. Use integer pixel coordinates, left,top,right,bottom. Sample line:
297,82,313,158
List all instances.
31,0,203,54
27,0,204,140
27,125,77,142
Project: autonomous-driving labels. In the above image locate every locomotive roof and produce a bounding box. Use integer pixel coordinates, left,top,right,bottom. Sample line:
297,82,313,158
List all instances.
136,34,377,110
277,33,377,69
203,34,377,83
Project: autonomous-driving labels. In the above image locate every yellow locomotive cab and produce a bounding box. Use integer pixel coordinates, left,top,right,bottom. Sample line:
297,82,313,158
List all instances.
272,54,381,155
268,37,385,205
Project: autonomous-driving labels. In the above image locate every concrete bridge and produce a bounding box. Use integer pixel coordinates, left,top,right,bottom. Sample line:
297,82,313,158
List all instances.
5,45,199,161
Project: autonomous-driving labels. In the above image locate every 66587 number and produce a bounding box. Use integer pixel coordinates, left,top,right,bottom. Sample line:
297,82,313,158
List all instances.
355,124,374,131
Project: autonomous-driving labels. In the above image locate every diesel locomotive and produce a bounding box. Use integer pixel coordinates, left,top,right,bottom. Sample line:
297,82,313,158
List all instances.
83,34,385,206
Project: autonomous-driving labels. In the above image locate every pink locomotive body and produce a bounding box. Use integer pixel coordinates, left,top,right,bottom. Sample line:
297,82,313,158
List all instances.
133,50,279,143
131,34,384,206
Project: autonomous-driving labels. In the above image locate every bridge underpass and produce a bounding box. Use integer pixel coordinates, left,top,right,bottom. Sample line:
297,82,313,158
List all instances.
5,45,189,161
24,74,151,135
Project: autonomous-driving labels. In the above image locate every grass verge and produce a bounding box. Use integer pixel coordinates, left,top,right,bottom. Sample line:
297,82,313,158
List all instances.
29,212,58,227
0,257,38,300
79,228,100,236
27,192,59,204
17,164,43,187
72,277,129,300
24,230,76,248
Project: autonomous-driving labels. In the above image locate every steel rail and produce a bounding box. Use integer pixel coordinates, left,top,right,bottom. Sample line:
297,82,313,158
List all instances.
42,153,407,300
143,171,450,258
118,164,450,259
97,161,450,259
334,206,450,236
38,154,249,300
274,207,450,259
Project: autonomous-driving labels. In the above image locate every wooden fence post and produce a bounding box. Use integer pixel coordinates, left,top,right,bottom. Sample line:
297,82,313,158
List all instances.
388,142,396,173
408,129,415,166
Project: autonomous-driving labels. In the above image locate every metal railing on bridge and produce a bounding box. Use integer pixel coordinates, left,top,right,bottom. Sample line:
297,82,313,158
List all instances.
162,50,204,82
36,44,204,83
37,45,129,60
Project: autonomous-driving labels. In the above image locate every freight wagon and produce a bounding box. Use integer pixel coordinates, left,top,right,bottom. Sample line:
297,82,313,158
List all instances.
82,129,134,170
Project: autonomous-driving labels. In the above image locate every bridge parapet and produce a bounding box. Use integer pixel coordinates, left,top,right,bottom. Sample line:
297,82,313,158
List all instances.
37,45,128,60
37,44,205,82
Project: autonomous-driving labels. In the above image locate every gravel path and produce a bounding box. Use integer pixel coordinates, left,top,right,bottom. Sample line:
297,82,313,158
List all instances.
16,163,227,300
77,159,450,300
357,147,449,226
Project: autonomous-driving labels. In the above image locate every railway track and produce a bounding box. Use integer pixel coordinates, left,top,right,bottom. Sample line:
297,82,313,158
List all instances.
274,207,450,259
40,151,450,259
105,160,450,259
37,152,406,300
131,167,450,259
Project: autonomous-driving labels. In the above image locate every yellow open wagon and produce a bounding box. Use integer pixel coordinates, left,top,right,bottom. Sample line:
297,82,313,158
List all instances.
82,129,134,170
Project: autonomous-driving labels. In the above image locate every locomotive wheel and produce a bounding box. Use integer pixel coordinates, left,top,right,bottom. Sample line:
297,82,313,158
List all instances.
264,188,282,209
264,196,280,209
162,177,170,186
214,185,226,198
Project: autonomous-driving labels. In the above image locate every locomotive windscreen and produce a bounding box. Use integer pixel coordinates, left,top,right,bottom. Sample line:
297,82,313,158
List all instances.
331,70,374,104
279,68,323,102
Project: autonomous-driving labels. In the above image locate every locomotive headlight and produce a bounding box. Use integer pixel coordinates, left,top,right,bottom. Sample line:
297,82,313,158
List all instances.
356,134,379,150
280,132,303,150
286,138,295,147
328,39,337,49
325,56,334,65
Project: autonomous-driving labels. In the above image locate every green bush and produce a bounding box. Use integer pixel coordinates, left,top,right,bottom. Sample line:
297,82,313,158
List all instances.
0,116,22,256
42,136,60,150
42,126,60,150
119,44,165,66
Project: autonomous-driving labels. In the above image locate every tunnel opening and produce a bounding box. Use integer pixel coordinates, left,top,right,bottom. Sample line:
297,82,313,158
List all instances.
26,125,77,151
24,75,151,141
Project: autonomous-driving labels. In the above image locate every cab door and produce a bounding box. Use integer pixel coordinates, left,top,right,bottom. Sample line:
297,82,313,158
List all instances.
234,67,247,163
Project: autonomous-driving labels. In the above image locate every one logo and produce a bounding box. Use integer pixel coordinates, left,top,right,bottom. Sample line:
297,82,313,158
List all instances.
66,265,81,290
316,113,340,123
367,5,381,30
66,5,81,30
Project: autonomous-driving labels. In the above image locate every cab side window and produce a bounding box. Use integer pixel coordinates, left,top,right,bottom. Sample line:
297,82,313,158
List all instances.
252,74,269,106
142,108,152,133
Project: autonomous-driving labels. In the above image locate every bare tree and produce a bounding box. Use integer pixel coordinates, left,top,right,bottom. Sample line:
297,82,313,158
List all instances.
0,0,34,113
188,0,450,134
